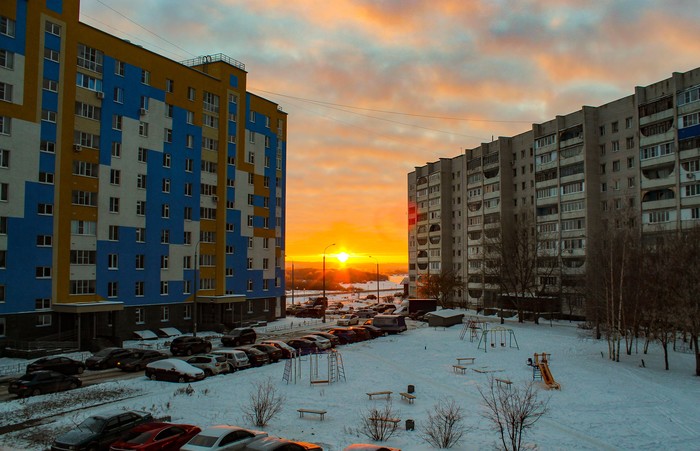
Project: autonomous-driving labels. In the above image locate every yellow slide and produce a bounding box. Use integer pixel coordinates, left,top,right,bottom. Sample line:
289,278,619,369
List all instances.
538,361,561,390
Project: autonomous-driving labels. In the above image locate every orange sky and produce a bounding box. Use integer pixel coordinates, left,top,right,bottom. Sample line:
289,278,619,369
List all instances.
81,1,700,264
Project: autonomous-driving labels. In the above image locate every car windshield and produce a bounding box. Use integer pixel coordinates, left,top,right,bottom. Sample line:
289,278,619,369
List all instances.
79,417,106,432
187,434,218,447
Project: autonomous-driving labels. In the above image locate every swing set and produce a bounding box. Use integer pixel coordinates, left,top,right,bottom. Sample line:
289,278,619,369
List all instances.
476,324,519,353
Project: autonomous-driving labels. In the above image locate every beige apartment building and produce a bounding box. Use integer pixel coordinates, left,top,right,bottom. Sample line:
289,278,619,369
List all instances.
408,68,700,318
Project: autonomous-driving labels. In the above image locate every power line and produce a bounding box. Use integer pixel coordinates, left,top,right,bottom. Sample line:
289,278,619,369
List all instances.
251,88,535,124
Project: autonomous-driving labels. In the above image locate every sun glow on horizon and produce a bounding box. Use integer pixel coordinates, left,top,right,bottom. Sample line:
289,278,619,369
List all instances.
337,252,349,263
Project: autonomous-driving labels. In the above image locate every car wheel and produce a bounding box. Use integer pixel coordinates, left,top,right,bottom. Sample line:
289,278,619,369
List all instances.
31,389,41,396
204,369,213,377
77,366,84,374
178,376,185,383
149,373,158,381
186,348,193,356
204,345,212,353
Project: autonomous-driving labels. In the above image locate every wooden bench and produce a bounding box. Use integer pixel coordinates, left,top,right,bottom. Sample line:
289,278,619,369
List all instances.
297,408,327,421
456,357,476,365
310,379,329,385
495,378,512,388
399,392,416,404
453,365,467,374
367,391,392,400
369,417,401,425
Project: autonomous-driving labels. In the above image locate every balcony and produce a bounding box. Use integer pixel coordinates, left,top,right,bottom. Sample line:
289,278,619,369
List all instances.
639,106,674,126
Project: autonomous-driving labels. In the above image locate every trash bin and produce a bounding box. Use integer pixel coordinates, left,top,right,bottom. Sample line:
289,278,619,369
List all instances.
405,419,415,431
407,384,415,394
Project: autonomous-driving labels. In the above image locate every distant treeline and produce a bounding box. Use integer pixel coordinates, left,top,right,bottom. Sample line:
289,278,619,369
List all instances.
285,267,389,291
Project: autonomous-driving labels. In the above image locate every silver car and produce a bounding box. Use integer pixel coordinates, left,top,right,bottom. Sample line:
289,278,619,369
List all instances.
301,334,332,350
185,354,230,376
181,425,267,450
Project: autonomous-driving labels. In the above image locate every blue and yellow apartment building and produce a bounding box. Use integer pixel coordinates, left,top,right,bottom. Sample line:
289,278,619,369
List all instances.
0,0,288,348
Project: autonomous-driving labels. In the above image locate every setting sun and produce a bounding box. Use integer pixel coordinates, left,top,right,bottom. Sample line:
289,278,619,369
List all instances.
337,252,349,263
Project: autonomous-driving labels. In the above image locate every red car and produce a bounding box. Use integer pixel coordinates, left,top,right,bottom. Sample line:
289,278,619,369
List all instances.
109,422,201,450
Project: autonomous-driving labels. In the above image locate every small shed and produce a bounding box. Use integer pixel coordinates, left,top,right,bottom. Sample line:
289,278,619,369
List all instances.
425,309,465,328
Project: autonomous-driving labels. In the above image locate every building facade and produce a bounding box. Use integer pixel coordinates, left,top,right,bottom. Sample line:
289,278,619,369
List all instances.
0,0,287,347
408,68,700,317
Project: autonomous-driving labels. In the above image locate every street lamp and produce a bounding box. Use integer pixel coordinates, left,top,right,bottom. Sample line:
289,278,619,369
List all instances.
193,241,201,337
368,255,380,304
322,243,336,323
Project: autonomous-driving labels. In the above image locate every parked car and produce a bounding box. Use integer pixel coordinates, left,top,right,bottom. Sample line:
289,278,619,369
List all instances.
371,314,408,334
26,356,86,375
337,314,359,326
285,338,319,355
116,350,168,372
295,306,324,318
347,326,371,341
343,445,401,451
242,436,322,451
51,410,153,451
355,309,377,319
145,358,205,383
357,324,386,339
186,354,231,376
324,308,341,316
170,336,212,356
8,370,81,398
306,331,341,347
301,334,332,350
221,328,257,347
327,328,358,345
86,347,137,370
251,344,283,363
181,425,267,451
235,346,270,367
109,422,201,451
211,349,251,371
259,340,298,359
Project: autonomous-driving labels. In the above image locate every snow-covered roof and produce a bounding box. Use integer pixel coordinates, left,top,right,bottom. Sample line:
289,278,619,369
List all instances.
424,308,464,318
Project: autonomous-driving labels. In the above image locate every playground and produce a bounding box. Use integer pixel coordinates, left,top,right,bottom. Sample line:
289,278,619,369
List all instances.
2,316,699,450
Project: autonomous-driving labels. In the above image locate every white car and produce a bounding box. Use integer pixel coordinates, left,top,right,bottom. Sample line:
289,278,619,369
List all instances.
145,358,205,382
181,425,267,450
186,354,230,376
337,314,359,326
301,334,332,350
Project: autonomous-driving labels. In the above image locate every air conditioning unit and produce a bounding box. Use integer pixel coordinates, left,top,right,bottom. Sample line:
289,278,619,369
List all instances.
73,144,82,152
139,108,147,116
96,91,104,99
687,173,695,179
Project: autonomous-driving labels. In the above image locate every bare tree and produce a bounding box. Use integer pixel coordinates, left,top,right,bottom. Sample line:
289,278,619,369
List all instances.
478,378,549,451
418,398,467,448
672,226,700,376
358,401,399,442
418,270,465,308
241,377,286,427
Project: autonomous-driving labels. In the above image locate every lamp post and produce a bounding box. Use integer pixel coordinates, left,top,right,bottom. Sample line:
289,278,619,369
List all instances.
322,243,336,323
369,255,380,304
193,241,201,337
291,259,295,305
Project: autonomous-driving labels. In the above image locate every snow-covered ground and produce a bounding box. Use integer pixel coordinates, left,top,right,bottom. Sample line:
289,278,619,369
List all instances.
1,312,699,450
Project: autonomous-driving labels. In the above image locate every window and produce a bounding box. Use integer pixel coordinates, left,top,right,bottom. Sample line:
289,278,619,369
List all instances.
35,298,51,310
0,82,12,102
36,235,52,247
161,229,170,244
184,304,192,318
109,197,119,213
113,87,123,103
0,149,9,168
161,204,170,219
115,60,125,76
38,203,53,215
249,131,255,144
107,282,118,298
41,140,56,153
0,116,9,135
38,172,54,184
627,157,635,168
161,255,169,269
136,227,146,242
626,117,633,129
248,194,254,206
141,69,150,85
0,217,5,234
135,307,145,323
599,125,605,136
109,225,119,241
138,148,148,163
71,190,97,206
72,161,98,177
626,137,635,149
0,49,14,69
36,314,52,327
186,134,194,148
628,177,636,188
36,267,52,278
71,220,96,236
166,79,174,93
247,279,254,291
163,153,171,168
108,254,118,269
136,200,146,216
74,131,100,148
110,169,120,185
248,215,254,227
75,73,102,92
44,48,59,62
112,142,121,158
160,306,169,320
164,128,172,143
162,179,171,193
135,254,145,269
138,121,149,137
612,160,621,172
77,44,103,72
263,258,269,270
187,87,196,101
611,121,619,133
185,159,194,172
611,141,620,152
186,110,194,124
75,101,101,120
43,78,58,92
247,151,255,164
41,109,57,123
112,114,122,130
203,114,217,128
70,279,96,295
248,173,255,184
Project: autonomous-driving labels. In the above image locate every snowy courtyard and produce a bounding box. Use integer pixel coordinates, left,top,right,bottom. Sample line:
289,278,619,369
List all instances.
1,314,699,450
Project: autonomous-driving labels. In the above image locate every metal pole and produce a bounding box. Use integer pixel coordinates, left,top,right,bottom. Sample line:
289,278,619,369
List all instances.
369,255,380,304
291,260,295,305
322,243,336,323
